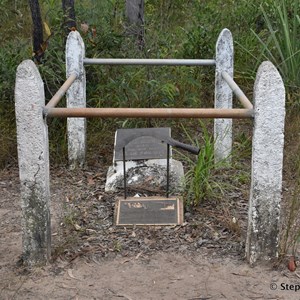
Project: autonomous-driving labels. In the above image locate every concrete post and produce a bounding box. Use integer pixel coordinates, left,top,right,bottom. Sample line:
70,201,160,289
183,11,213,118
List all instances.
15,60,51,266
246,61,285,265
66,30,86,169
214,28,233,164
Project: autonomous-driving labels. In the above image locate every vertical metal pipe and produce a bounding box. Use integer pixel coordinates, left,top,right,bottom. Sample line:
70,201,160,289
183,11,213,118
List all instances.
123,147,127,199
166,144,170,198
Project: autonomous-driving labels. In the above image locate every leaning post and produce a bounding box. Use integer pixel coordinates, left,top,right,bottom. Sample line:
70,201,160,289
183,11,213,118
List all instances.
15,60,51,266
214,28,233,164
246,61,285,265
66,30,86,169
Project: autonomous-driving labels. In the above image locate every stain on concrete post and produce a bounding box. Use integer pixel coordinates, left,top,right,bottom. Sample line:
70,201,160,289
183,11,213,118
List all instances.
66,30,86,169
15,60,51,266
214,28,233,164
246,61,285,265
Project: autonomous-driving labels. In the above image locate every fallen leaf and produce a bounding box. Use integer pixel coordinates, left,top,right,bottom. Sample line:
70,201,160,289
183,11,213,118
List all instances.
86,228,97,235
288,256,297,272
121,259,130,264
74,224,81,231
67,269,79,280
58,283,77,289
135,252,143,260
88,177,95,185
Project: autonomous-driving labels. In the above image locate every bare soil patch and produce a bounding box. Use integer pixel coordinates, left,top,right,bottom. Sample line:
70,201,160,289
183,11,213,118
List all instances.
0,165,299,300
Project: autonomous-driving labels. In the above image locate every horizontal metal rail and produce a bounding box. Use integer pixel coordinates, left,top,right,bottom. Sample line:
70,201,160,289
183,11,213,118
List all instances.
44,107,253,119
222,71,253,109
45,73,78,109
83,58,216,66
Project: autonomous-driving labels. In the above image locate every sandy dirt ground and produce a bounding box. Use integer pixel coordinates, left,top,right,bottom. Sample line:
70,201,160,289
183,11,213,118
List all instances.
1,166,300,300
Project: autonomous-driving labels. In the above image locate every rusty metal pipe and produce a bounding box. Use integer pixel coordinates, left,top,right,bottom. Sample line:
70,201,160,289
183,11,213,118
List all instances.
45,73,77,108
83,58,216,66
44,107,254,119
221,71,253,109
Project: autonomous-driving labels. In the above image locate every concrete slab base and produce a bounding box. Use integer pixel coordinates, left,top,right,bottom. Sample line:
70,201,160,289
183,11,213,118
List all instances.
105,158,184,194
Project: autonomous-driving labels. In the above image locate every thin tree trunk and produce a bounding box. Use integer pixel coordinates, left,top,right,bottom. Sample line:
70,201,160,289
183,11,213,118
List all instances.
125,0,144,50
62,0,76,34
28,0,44,63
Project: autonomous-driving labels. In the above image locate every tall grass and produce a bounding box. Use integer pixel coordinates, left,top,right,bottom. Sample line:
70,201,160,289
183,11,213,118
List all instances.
248,0,300,102
179,122,227,207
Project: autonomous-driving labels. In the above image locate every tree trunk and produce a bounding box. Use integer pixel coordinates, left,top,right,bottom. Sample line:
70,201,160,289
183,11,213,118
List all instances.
62,0,76,33
28,0,44,63
125,0,144,49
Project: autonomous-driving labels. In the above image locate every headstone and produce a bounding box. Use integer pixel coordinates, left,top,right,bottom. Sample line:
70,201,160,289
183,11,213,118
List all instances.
114,128,170,161
105,128,184,193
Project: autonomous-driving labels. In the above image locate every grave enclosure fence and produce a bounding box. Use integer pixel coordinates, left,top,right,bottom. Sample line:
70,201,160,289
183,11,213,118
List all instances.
14,28,285,267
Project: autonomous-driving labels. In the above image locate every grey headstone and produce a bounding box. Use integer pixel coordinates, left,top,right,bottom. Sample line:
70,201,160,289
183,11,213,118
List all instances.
114,128,171,161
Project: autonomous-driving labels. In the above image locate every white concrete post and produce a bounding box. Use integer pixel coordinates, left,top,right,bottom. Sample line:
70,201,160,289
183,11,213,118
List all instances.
66,30,86,169
15,60,51,266
214,28,233,164
246,61,285,265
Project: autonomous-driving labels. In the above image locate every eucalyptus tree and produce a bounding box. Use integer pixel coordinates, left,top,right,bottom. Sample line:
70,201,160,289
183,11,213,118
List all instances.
125,0,144,49
62,0,76,33
28,0,44,63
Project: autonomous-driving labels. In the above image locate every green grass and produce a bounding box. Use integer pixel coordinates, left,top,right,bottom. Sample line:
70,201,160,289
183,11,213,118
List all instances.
178,122,228,207
239,0,300,106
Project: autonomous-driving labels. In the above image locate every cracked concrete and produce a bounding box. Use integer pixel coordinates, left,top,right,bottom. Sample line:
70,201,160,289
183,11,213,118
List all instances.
15,60,51,266
214,28,233,164
246,61,285,265
66,30,86,169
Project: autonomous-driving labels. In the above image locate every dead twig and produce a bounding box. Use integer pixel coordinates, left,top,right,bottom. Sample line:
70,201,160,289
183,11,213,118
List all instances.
187,297,212,300
108,288,133,300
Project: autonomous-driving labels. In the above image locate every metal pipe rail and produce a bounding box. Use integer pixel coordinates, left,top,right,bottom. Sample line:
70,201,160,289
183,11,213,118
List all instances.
221,71,253,109
44,107,254,119
83,58,216,66
45,73,78,109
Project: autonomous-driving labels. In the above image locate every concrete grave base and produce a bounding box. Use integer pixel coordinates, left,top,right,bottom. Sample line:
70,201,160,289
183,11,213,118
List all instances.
105,159,184,193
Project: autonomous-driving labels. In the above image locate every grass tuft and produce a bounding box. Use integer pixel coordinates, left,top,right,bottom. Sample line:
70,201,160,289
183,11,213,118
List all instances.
179,121,228,208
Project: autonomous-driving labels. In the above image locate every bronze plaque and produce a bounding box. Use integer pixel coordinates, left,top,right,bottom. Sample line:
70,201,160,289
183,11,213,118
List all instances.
114,128,171,161
115,197,184,226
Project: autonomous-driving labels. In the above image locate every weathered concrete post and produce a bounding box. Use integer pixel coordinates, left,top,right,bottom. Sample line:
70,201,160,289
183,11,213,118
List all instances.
246,61,285,265
66,30,86,169
15,60,51,266
214,28,233,164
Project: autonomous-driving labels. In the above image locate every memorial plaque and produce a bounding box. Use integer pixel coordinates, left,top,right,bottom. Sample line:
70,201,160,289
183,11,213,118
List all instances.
114,128,171,161
115,197,184,226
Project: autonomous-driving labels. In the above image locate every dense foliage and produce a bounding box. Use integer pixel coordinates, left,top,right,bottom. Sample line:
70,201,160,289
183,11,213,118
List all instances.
0,0,299,167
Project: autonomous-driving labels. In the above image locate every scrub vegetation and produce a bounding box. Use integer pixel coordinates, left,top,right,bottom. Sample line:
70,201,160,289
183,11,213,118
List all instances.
0,0,299,257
